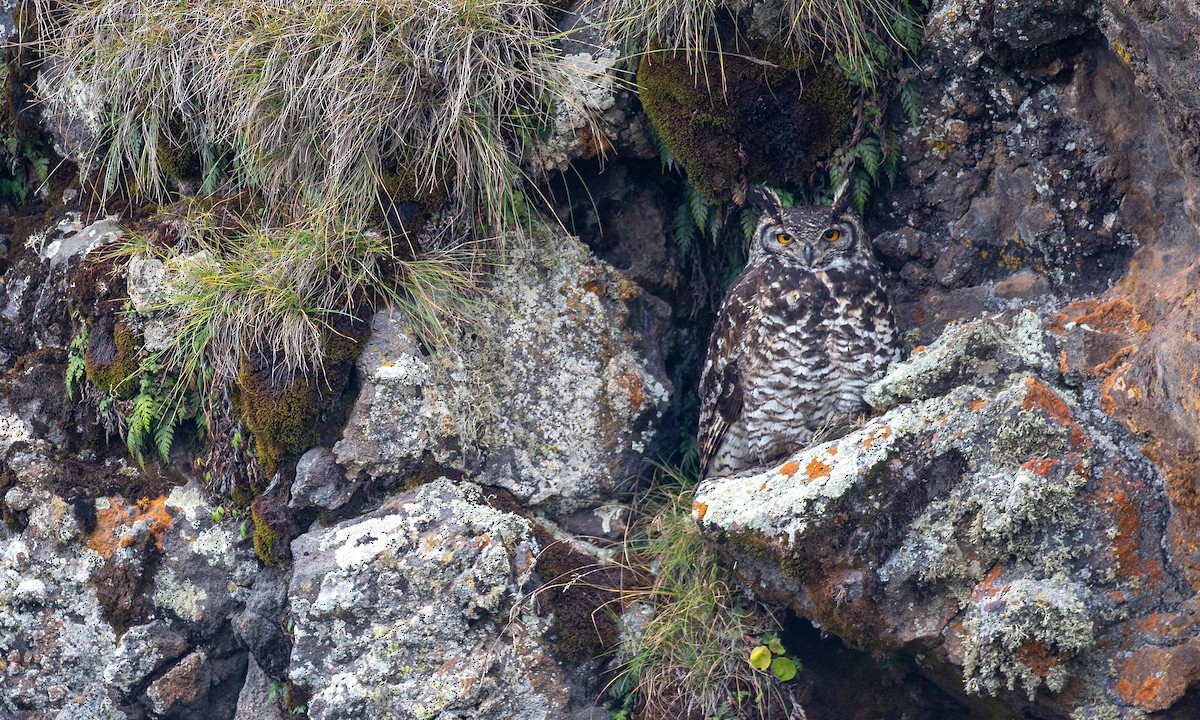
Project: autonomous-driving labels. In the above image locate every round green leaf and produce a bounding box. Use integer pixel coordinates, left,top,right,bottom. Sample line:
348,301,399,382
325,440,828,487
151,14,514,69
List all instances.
749,645,771,671
771,656,797,682
766,638,785,655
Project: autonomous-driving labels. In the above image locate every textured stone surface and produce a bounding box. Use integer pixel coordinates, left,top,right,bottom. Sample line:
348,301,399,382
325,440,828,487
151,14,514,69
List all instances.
695,313,1185,717
335,230,671,514
288,477,571,719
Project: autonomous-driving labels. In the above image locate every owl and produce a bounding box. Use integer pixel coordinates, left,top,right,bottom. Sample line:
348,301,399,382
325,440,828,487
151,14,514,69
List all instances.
697,186,900,478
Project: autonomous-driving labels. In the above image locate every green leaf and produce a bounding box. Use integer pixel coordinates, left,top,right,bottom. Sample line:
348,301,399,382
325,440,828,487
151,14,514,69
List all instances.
749,645,771,671
766,637,785,656
771,656,798,682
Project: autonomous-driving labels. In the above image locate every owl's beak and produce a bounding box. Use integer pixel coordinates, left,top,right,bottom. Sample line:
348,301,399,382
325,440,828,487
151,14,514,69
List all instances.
803,243,815,267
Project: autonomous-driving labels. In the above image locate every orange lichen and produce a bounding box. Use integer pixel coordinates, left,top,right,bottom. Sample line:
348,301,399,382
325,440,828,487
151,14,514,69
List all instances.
862,426,891,450
1099,366,1130,415
1021,458,1057,477
1087,466,1166,589
85,496,174,558
1065,298,1148,335
1021,378,1073,424
779,461,801,478
969,399,986,411
805,457,832,480
693,500,708,520
1090,345,1138,376
1134,676,1164,706
969,564,1005,603
576,126,614,160
1015,641,1056,679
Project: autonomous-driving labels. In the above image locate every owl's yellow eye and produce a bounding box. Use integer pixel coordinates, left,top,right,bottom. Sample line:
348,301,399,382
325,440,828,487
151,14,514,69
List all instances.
776,233,793,245
822,228,841,242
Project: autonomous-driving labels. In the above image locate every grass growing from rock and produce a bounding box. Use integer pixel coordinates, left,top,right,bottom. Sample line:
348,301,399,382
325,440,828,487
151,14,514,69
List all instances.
613,471,802,719
607,0,924,91
33,0,598,233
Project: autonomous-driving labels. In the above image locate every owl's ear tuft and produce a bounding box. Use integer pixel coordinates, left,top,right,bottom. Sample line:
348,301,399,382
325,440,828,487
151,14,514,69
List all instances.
745,185,783,216
830,174,853,219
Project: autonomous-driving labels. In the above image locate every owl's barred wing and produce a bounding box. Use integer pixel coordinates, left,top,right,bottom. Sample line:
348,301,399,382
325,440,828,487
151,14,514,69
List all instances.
697,273,758,477
698,353,742,478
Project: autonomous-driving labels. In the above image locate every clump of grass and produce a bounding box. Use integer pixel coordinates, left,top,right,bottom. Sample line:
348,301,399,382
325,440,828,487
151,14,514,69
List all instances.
33,0,598,232
612,471,803,719
606,0,924,91
125,199,480,390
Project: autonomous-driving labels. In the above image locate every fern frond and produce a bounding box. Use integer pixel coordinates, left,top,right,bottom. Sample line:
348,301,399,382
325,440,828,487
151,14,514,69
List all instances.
65,354,86,399
856,137,883,183
687,185,709,231
674,203,695,255
127,374,158,464
154,408,177,463
899,80,922,127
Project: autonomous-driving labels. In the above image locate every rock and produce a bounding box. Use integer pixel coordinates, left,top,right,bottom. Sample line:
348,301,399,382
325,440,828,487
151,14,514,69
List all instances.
695,312,1185,717
103,621,189,693
335,230,671,515
287,477,573,719
289,447,353,511
34,58,105,171
235,657,289,720
231,565,292,679
145,650,212,716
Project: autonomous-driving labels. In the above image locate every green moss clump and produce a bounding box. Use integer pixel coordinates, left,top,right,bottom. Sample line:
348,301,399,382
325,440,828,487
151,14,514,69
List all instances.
637,40,851,202
155,131,202,185
251,497,283,565
532,531,620,661
236,316,370,483
84,320,142,399
237,356,321,484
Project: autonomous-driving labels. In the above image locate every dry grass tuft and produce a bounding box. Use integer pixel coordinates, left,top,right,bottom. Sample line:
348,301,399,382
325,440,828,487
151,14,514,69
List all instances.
34,0,598,232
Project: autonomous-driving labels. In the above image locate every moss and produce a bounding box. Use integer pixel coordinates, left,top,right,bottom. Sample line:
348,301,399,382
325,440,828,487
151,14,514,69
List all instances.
237,315,370,483
251,498,284,565
84,319,142,399
237,356,321,484
638,38,851,202
155,131,202,185
531,529,621,662
375,162,448,241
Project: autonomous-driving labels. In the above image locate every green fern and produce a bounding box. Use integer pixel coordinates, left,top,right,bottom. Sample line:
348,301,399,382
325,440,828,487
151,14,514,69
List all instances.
127,373,158,464
686,184,709,231
898,78,922,127
65,320,89,400
674,202,696,254
855,136,883,183
154,406,177,463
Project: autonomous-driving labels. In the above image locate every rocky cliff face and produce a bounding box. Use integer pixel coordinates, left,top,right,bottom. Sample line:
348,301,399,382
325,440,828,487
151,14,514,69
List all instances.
4,0,1200,718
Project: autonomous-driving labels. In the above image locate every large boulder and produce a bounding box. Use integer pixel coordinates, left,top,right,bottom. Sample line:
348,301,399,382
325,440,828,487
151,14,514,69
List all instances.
335,230,671,515
695,312,1186,717
287,477,575,719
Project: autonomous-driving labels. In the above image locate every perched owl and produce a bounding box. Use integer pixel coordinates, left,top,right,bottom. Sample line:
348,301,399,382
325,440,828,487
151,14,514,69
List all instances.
697,186,900,478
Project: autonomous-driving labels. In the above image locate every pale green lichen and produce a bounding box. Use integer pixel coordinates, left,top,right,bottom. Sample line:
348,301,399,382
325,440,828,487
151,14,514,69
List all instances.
152,567,207,622
866,310,1054,412
961,578,1094,700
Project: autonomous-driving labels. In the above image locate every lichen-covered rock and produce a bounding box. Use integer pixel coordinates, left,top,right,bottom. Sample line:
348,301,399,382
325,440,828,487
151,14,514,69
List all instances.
694,312,1186,717
335,230,671,514
287,477,572,719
